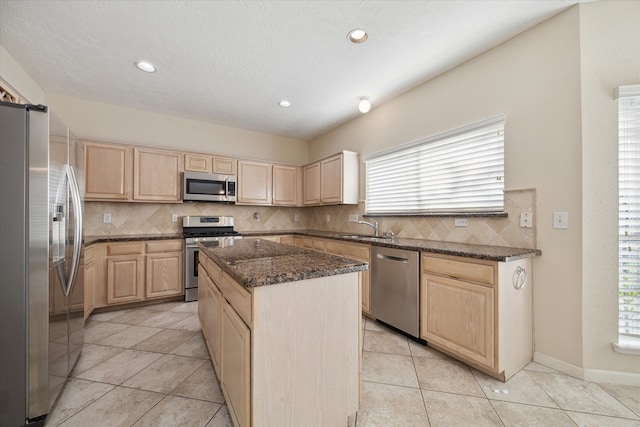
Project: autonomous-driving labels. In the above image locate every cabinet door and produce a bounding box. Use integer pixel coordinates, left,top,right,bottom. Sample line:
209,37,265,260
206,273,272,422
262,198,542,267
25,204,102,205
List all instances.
213,157,237,175
107,256,144,304
207,277,223,377
237,160,272,205
146,251,184,298
222,302,251,427
84,142,132,200
422,273,495,369
321,154,343,203
84,259,95,319
184,153,212,173
272,164,299,206
134,148,182,201
303,162,321,205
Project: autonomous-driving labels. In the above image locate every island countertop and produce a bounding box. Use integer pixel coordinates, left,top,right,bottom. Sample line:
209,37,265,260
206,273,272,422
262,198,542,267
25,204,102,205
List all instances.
199,237,368,288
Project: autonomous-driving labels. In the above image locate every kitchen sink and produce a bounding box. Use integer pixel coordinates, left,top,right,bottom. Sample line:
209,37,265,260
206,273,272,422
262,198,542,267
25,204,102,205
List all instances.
338,234,392,241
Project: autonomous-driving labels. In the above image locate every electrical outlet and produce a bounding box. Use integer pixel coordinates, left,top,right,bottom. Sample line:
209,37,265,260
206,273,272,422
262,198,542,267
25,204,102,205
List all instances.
326,214,331,222
454,218,468,227
294,214,299,222
520,212,533,228
103,213,111,223
349,214,359,223
553,212,568,229
171,214,178,223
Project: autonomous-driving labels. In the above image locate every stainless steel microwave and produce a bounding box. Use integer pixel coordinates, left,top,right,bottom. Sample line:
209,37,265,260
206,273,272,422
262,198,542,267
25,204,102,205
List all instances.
183,171,236,202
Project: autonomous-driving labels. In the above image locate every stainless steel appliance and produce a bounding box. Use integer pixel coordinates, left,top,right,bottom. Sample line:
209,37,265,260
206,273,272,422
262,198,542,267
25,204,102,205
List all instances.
183,216,241,301
183,171,236,202
370,246,420,338
0,102,84,426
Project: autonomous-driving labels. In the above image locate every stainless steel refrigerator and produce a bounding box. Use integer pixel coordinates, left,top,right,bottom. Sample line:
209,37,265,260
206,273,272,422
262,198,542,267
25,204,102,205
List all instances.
0,101,84,426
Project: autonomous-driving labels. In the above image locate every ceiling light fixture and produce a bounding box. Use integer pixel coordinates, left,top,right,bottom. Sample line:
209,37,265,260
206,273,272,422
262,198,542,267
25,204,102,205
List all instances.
348,28,368,43
278,100,292,108
134,61,157,73
358,96,371,113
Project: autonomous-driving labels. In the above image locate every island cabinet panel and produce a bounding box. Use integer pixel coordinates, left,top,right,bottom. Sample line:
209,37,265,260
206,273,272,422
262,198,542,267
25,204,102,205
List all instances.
84,141,132,200
420,253,532,381
222,301,251,427
325,240,371,314
199,264,223,377
133,148,182,202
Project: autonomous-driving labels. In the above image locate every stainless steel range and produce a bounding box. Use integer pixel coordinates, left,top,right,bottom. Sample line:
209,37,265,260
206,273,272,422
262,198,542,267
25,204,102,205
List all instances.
182,215,241,301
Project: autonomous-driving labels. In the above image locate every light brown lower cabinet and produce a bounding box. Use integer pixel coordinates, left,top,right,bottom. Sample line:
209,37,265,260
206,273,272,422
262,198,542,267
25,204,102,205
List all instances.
198,250,360,427
88,239,184,310
84,247,96,319
420,253,532,381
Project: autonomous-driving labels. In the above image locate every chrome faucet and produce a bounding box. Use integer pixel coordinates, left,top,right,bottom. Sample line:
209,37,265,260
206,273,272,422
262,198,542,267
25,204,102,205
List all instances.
357,219,379,237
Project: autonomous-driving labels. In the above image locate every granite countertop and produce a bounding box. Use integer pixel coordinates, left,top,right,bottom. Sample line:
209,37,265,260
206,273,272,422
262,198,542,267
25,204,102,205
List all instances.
241,230,541,262
199,238,368,288
84,234,183,245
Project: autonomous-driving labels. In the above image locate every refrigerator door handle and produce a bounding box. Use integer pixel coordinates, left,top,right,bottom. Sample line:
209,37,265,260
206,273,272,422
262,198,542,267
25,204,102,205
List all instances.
63,164,83,297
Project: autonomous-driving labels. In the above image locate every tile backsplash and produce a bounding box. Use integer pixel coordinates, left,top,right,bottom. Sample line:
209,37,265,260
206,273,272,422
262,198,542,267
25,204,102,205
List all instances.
84,188,536,249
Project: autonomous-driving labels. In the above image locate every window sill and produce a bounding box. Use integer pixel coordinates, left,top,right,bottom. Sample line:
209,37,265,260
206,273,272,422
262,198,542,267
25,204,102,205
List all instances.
364,212,508,219
612,336,640,355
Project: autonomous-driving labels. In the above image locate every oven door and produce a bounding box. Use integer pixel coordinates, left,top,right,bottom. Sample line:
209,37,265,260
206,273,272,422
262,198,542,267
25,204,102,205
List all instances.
184,243,199,302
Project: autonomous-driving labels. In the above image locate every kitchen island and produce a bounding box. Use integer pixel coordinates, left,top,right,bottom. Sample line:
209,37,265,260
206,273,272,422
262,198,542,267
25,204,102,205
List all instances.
197,238,366,427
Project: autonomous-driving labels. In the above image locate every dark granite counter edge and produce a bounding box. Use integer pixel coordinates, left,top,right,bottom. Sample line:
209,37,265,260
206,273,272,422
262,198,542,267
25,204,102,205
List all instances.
84,234,183,245
242,230,541,262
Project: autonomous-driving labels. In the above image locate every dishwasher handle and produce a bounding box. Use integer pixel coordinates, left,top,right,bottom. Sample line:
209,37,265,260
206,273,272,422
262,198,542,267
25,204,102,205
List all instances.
376,253,410,263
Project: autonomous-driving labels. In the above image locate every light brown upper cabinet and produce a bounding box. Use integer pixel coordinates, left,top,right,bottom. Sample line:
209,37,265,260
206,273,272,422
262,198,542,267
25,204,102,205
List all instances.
303,151,359,206
84,141,132,200
133,148,182,202
184,153,237,175
237,160,272,205
272,164,301,206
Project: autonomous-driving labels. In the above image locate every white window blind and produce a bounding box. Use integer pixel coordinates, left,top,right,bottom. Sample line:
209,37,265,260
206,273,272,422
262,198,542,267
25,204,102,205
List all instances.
365,115,505,214
618,84,640,338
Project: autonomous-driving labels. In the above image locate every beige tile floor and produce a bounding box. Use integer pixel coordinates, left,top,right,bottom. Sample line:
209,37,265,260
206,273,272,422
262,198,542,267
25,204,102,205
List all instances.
46,301,640,427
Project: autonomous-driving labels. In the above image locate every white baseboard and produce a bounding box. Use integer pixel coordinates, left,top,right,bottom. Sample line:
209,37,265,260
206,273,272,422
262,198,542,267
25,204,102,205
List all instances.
533,352,640,386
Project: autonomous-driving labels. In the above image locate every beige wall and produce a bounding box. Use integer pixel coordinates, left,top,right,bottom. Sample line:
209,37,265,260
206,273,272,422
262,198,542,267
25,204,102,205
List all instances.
579,1,640,379
45,93,309,165
0,45,45,104
312,7,587,369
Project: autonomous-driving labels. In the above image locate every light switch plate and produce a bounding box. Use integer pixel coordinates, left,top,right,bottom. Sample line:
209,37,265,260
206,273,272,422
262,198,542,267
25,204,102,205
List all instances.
553,211,568,229
294,214,299,222
171,214,178,223
326,214,331,222
103,213,111,223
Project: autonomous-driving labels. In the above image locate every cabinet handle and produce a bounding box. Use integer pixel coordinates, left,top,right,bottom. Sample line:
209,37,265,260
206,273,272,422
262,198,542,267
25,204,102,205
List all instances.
376,253,409,263
513,266,527,290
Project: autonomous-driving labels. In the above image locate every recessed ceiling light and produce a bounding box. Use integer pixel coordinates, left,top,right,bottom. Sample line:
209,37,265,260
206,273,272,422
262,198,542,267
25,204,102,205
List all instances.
348,28,368,43
278,100,292,108
358,96,371,113
134,61,157,73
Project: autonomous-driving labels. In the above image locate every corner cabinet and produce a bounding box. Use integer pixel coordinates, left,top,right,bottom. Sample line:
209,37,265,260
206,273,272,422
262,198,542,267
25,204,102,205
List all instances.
303,151,359,206
420,253,532,381
272,164,301,206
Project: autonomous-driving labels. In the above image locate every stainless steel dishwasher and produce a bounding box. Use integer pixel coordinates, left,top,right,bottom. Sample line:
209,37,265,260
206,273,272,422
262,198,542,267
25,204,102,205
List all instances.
371,246,420,338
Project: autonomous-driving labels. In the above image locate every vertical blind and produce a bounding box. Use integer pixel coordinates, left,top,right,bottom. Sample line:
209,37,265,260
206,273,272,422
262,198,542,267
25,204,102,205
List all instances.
618,85,640,337
365,115,505,214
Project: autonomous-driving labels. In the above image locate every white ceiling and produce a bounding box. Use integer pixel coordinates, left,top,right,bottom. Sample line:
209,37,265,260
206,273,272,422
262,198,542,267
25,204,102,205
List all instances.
0,0,582,141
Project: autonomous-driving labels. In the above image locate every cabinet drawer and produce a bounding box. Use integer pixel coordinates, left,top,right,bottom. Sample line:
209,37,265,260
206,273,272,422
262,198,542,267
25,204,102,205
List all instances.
325,241,370,261
221,272,252,326
146,240,183,253
107,242,144,256
422,255,495,286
